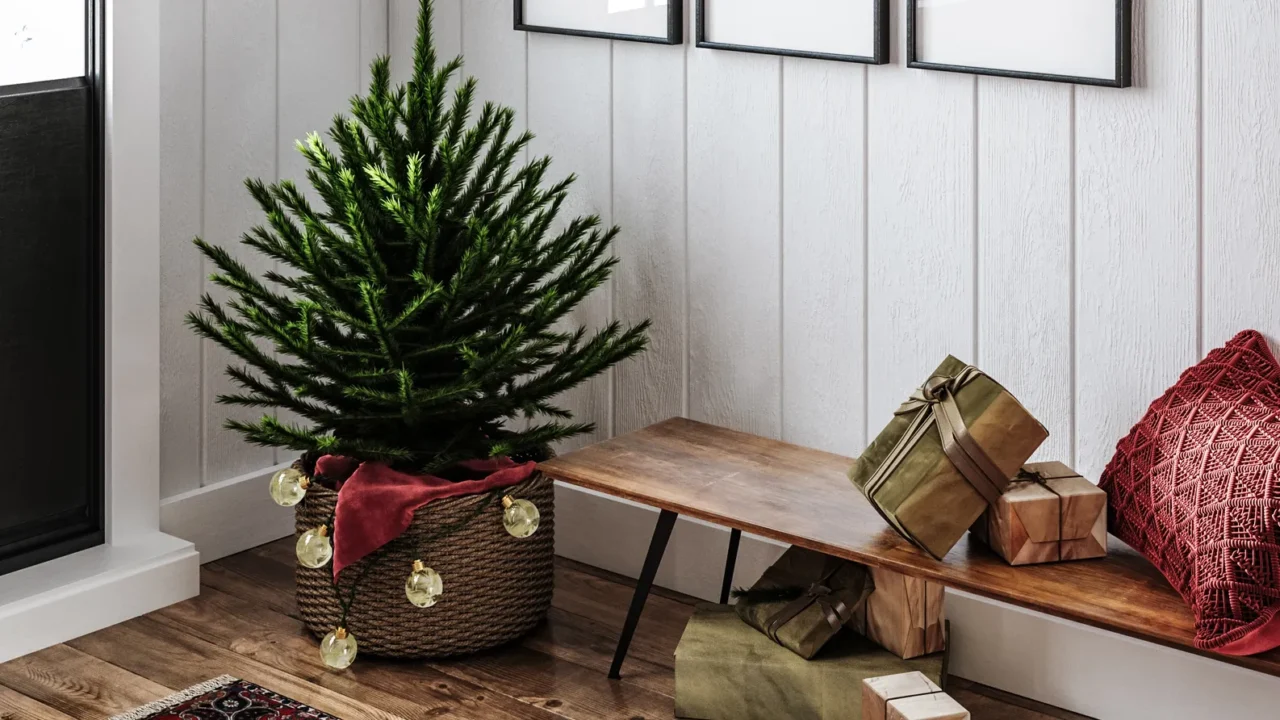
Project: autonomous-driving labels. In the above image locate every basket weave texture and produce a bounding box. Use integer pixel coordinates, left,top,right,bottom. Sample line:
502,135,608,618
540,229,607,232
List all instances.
294,470,555,659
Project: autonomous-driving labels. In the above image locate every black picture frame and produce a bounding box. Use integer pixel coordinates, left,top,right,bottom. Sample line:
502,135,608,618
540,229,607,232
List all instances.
514,0,683,45
696,0,889,65
907,0,1133,88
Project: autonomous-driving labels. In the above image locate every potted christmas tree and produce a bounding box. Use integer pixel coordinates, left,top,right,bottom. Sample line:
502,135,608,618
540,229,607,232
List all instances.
187,0,647,669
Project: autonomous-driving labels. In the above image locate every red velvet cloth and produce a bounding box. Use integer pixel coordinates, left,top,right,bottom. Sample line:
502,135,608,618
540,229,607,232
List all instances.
1100,330,1280,655
316,455,537,579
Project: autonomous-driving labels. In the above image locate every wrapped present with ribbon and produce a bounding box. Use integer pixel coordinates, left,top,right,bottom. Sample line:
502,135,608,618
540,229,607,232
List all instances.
971,461,1107,566
734,546,875,659
849,357,1049,560
676,604,948,720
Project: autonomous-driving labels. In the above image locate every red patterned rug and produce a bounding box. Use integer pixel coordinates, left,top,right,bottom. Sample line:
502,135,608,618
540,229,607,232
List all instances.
110,676,339,720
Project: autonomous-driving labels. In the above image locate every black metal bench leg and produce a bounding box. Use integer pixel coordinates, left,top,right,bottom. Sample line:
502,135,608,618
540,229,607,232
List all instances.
719,528,742,604
609,509,678,679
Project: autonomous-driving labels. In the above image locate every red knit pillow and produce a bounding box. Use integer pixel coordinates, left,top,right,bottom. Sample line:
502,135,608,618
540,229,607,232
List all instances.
1101,330,1280,655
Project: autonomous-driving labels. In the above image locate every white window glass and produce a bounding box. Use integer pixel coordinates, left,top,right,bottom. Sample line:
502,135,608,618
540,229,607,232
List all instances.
0,0,86,86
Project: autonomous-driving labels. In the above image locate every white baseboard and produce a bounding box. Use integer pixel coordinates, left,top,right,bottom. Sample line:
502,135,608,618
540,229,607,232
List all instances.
160,463,295,563
553,483,1280,720
0,532,199,663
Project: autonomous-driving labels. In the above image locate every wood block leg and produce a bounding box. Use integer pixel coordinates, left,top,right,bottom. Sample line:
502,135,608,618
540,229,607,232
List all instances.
719,528,742,604
609,509,678,679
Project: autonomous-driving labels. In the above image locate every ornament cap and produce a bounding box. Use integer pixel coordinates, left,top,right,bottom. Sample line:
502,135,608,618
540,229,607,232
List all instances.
502,495,514,509
334,626,348,640
412,559,425,573
317,524,329,537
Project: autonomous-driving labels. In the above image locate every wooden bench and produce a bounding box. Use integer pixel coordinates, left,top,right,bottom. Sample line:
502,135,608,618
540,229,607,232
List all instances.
539,417,1280,680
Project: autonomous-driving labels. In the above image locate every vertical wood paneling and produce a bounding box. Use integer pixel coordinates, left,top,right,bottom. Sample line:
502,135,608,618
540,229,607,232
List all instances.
278,0,361,197
159,0,205,497
1204,1,1280,351
612,42,688,435
866,0,976,430
1075,0,1200,479
360,0,389,91
781,58,865,456
202,0,279,482
687,49,782,437
462,0,526,133
977,79,1074,463
528,34,614,450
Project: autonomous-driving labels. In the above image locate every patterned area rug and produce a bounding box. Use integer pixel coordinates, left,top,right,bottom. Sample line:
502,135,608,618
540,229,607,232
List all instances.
110,675,339,720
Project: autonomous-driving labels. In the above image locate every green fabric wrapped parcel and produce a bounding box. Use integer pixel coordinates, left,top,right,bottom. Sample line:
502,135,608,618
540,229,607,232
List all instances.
676,604,946,720
849,356,1048,560
735,546,874,659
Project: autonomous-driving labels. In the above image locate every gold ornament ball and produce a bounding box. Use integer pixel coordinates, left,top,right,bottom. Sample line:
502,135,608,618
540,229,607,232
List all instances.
502,496,540,539
296,525,333,569
269,467,310,507
405,560,444,608
320,627,358,669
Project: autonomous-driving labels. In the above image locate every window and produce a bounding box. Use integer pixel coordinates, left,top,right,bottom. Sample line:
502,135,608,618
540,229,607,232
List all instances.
0,0,104,576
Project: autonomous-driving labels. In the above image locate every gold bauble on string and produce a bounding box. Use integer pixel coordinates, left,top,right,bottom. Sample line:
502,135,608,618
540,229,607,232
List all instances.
296,525,333,568
320,627,358,669
269,466,310,507
404,559,444,608
502,495,540,539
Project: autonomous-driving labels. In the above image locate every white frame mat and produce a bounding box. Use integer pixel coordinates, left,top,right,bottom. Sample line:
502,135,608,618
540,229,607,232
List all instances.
697,0,888,65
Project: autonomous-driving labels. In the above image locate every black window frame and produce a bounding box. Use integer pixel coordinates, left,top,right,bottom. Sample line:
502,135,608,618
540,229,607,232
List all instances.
0,0,106,576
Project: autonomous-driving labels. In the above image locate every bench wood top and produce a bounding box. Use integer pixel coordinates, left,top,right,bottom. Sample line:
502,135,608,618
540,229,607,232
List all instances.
539,417,1280,679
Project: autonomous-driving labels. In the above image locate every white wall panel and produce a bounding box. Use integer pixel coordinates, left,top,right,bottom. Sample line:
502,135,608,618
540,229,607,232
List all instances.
977,79,1074,463
202,0,279,483
686,49,782,437
866,6,976,431
462,0,526,133
528,34,614,450
1074,0,1199,480
361,0,390,91
613,41,688,435
1204,1,1280,352
158,0,205,498
781,58,865,456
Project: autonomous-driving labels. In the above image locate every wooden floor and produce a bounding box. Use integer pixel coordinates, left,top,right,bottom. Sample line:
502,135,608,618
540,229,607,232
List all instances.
0,538,1089,720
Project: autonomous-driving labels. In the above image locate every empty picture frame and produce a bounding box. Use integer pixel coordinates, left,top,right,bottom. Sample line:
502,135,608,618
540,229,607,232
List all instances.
909,0,1132,87
515,0,683,45
697,0,888,65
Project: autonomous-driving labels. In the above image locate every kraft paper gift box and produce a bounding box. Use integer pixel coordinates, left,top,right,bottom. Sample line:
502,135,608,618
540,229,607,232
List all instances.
862,672,969,720
849,356,1049,560
675,604,947,720
734,545,875,659
849,564,946,660
971,461,1108,566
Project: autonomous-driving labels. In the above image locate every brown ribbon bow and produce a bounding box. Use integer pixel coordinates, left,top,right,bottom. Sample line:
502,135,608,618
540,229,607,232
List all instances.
763,561,852,642
865,366,1011,508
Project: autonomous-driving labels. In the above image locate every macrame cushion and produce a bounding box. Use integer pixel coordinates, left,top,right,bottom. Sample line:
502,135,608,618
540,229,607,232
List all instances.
1101,329,1280,655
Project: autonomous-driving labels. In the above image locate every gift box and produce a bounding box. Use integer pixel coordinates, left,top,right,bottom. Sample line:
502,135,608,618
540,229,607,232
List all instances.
971,461,1107,566
849,356,1049,559
675,604,946,720
734,546,875,659
849,565,946,659
862,672,969,720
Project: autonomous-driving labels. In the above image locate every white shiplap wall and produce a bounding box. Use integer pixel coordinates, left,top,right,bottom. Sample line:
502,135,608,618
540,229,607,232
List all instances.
156,1,1280,716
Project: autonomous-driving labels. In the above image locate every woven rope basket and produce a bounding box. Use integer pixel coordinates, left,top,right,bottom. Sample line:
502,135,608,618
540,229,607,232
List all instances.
294,469,555,659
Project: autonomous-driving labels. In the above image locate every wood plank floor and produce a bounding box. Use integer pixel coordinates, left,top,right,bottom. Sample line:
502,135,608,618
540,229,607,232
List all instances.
0,538,1091,720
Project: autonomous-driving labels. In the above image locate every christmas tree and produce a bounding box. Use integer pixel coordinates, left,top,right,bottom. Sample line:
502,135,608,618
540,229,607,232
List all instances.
188,0,648,474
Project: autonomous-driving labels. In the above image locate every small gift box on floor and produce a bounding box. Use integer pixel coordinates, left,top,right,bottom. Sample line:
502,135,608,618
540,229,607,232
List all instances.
971,461,1107,566
849,565,946,660
862,672,970,720
675,604,947,720
733,546,875,659
849,356,1049,559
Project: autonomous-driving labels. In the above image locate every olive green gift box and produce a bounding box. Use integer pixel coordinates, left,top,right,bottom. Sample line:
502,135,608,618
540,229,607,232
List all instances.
849,356,1048,560
734,545,875,660
675,604,946,720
